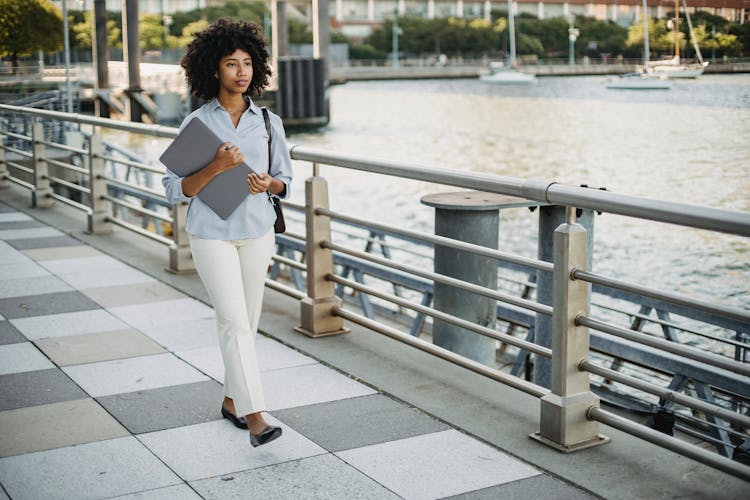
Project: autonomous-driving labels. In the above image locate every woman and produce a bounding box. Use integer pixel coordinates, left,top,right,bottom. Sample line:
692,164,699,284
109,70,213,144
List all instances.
162,19,292,447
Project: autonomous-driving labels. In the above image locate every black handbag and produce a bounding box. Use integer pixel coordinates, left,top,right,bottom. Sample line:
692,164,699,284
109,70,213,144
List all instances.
261,107,286,234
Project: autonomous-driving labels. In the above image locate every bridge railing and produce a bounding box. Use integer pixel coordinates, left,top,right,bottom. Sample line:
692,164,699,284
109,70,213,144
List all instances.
1,104,748,481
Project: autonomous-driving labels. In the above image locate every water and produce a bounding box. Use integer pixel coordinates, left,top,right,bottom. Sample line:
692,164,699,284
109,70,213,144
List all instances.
287,75,750,316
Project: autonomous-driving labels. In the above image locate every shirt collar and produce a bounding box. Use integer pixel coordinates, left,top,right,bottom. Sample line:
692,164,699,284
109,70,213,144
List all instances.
210,96,259,115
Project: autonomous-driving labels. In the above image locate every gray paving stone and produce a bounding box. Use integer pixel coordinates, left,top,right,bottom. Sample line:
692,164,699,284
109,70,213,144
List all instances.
273,394,450,452
0,220,45,230
97,380,225,434
191,453,400,500
82,281,185,308
0,227,62,240
441,474,598,500
10,309,129,340
35,329,166,366
0,321,25,345
0,368,87,411
57,267,156,290
0,343,54,375
176,336,318,383
0,261,49,280
0,241,33,264
39,255,132,274
22,245,102,261
138,417,326,481
0,398,130,457
106,484,202,499
0,291,100,319
263,363,377,411
63,352,210,397
0,436,181,500
137,317,218,352
336,430,540,500
108,298,215,332
5,235,82,250
0,275,73,299
0,212,31,222
0,486,8,499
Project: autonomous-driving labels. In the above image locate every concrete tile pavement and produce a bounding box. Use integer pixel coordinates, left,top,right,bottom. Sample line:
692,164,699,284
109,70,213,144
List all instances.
0,201,594,499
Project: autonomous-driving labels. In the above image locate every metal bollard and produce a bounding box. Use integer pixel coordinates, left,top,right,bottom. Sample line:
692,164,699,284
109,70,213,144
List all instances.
87,133,112,234
421,192,534,365
531,206,609,452
31,121,53,208
167,202,194,273
295,176,349,337
534,205,595,389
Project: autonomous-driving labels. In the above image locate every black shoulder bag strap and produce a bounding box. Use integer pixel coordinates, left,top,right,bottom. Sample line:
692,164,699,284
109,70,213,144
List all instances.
261,107,286,233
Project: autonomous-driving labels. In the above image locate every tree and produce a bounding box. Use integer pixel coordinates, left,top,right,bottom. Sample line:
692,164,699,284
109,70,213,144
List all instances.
626,18,675,58
71,11,121,50
0,0,63,73
140,14,179,50
168,0,267,38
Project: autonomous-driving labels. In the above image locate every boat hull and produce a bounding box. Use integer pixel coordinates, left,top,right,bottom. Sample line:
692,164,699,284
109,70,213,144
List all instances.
479,70,537,85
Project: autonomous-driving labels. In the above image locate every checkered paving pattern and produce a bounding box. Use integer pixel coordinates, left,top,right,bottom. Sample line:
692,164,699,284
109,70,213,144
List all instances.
0,202,594,499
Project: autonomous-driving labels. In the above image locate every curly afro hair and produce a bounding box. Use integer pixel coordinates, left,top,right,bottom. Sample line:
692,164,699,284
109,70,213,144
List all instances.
181,19,271,100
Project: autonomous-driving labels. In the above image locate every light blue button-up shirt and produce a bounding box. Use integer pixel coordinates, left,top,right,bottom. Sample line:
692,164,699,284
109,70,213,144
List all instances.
161,98,292,240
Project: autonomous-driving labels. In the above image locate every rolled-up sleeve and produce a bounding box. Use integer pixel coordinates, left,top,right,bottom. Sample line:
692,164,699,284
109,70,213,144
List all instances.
162,168,191,204
269,113,293,200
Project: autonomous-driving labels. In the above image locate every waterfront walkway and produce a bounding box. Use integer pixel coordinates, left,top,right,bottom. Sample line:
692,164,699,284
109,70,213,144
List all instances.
0,200,588,499
0,187,747,499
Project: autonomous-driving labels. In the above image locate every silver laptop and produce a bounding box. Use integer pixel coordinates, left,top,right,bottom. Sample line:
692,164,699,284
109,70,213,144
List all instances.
159,117,257,220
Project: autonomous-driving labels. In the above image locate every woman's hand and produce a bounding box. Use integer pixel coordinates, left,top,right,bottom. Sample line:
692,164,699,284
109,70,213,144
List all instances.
248,172,273,194
212,142,244,173
180,142,244,197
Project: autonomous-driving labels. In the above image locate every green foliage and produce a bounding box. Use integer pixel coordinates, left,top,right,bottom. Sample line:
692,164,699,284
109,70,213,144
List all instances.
177,20,211,48
728,23,750,54
139,14,180,50
168,0,267,38
0,0,63,67
349,43,387,60
70,11,121,49
626,18,676,57
288,18,312,44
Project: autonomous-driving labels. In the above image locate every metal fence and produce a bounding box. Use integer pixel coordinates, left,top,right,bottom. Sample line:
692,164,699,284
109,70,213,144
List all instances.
1,103,748,481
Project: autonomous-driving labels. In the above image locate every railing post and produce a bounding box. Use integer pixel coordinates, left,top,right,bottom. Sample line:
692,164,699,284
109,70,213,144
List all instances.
31,120,54,208
0,134,9,188
534,205,595,389
531,206,609,452
87,132,112,234
167,202,194,273
295,176,349,337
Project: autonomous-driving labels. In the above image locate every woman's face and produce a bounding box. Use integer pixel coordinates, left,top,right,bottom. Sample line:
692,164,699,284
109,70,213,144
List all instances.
216,48,253,95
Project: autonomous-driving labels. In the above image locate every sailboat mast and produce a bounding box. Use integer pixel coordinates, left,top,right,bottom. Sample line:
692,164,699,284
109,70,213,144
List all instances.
674,0,680,60
507,0,516,67
642,0,649,65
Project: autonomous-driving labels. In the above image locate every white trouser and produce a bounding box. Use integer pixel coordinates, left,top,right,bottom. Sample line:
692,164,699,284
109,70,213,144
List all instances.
189,229,275,417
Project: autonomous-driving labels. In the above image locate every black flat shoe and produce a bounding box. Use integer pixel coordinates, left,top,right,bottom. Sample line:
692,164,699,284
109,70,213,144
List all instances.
221,406,248,429
250,426,282,447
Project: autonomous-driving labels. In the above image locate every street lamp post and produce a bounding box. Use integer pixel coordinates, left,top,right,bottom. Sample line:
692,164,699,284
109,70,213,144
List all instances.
567,17,579,66
392,10,402,69
60,0,73,112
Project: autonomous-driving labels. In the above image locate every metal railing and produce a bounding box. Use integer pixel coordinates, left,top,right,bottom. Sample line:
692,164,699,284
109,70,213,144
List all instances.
1,103,748,481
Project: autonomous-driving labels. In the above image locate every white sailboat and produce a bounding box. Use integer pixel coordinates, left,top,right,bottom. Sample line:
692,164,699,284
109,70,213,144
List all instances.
607,0,671,90
479,0,536,84
645,0,708,78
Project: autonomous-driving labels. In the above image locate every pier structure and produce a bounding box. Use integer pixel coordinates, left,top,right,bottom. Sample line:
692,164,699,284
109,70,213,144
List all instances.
1,104,749,497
